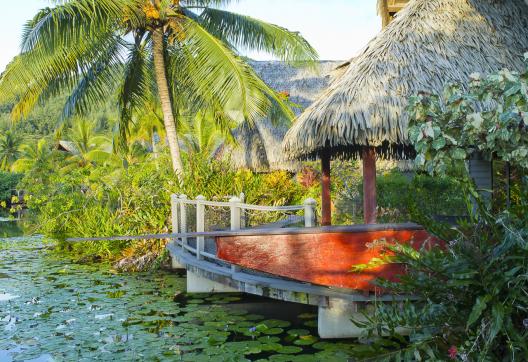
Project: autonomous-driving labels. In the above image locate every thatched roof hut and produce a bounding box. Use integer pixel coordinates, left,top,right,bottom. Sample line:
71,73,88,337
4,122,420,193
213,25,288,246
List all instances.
283,0,528,161
57,140,79,154
215,60,341,172
215,118,293,172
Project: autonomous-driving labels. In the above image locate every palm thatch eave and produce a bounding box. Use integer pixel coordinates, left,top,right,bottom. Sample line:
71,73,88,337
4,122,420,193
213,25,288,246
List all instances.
283,0,528,161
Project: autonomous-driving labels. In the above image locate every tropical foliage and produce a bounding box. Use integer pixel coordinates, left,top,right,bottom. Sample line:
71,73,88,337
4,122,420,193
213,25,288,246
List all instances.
0,0,317,174
354,62,528,361
0,131,23,170
0,171,22,204
408,54,528,175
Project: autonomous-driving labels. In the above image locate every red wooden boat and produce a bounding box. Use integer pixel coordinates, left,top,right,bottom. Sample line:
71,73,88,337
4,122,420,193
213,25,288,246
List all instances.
216,223,437,293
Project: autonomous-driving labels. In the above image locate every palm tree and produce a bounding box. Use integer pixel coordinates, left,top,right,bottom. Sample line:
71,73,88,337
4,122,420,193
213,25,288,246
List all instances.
11,139,52,173
181,111,231,158
0,131,23,170
61,118,113,171
0,0,317,178
128,103,166,158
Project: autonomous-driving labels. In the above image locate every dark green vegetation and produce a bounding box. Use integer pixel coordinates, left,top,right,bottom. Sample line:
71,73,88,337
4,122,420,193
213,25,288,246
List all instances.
0,171,22,204
354,60,528,361
1,237,394,362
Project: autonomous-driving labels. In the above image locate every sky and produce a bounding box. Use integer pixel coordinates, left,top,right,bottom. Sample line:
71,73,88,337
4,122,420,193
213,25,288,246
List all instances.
0,0,381,72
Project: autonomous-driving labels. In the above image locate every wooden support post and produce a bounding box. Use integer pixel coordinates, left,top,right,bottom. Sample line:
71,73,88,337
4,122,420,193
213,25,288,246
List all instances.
196,195,205,260
321,151,332,226
304,198,317,227
362,147,377,224
379,0,390,28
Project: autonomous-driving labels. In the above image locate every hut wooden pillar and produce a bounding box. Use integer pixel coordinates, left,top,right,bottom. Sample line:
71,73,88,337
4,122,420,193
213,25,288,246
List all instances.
362,147,377,224
321,151,332,226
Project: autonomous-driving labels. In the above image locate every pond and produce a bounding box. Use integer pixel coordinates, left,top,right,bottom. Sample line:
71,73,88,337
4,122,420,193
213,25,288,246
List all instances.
0,233,379,361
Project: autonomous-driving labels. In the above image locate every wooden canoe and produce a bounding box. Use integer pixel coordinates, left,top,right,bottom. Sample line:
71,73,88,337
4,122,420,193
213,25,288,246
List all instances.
215,224,438,293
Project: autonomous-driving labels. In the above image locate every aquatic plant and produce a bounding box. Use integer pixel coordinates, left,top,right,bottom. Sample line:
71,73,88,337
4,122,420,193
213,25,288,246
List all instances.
0,238,390,361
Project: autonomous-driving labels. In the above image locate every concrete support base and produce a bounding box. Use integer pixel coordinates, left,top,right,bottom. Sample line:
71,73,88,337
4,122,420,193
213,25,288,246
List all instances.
186,270,238,293
318,299,368,339
171,256,186,270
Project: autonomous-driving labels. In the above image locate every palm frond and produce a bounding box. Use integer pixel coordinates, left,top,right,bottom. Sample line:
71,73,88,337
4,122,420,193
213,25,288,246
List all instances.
117,37,155,146
21,0,138,55
61,37,126,121
0,30,123,120
195,7,318,64
173,17,295,126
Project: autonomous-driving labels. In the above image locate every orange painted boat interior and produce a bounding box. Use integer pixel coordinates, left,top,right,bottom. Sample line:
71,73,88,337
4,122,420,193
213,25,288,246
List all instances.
215,224,438,293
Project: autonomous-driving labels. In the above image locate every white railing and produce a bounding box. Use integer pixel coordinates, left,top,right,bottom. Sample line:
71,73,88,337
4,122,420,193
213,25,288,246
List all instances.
171,193,317,261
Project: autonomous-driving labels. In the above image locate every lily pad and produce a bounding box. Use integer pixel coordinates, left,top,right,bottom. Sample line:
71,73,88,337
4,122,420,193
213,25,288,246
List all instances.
287,328,310,337
263,327,284,335
278,345,303,354
293,335,318,346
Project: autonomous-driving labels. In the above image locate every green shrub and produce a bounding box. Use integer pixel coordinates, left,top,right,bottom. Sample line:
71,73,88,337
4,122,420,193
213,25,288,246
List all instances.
20,152,312,260
335,170,466,224
353,182,528,361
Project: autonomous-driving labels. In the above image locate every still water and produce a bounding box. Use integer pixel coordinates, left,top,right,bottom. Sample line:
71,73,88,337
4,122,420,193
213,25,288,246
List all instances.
0,224,375,362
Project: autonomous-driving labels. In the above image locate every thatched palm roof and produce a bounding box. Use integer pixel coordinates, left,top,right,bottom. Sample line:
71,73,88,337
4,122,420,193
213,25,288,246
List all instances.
57,140,79,154
283,0,528,161
216,60,341,172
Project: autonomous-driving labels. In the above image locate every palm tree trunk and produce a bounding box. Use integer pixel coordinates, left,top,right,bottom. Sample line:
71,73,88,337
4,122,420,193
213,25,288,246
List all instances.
152,28,184,176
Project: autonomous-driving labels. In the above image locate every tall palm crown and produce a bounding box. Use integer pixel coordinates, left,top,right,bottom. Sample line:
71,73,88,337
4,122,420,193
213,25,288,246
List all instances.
0,0,317,176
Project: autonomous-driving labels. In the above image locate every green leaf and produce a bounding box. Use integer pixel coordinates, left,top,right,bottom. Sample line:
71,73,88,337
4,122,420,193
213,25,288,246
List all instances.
466,295,491,329
489,303,504,343
432,137,446,150
451,148,467,160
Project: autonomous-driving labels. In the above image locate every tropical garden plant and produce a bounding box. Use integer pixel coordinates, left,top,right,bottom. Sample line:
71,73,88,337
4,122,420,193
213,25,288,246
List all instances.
11,139,54,173
0,130,23,171
353,58,528,361
0,0,317,177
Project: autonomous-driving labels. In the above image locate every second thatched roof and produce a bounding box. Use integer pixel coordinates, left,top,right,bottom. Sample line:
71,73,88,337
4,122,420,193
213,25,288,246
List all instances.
283,0,528,161
216,60,341,172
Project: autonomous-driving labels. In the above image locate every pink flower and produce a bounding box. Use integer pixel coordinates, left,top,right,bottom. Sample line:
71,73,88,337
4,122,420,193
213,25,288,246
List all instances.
448,346,458,360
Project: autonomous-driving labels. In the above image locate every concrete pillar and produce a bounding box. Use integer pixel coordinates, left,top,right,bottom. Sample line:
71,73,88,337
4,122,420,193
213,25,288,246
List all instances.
318,299,368,339
318,298,411,339
186,270,238,293
171,255,185,270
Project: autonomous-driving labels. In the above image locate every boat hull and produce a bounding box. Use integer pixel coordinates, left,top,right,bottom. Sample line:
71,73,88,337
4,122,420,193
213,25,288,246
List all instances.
215,224,437,292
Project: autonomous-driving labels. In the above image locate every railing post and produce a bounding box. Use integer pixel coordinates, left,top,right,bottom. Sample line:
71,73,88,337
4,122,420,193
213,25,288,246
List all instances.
304,198,317,228
171,194,179,235
229,196,242,273
230,196,242,231
239,192,246,229
196,195,206,260
179,194,188,249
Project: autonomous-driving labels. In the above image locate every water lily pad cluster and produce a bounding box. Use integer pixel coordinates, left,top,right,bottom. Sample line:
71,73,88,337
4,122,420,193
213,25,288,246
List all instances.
0,238,377,361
